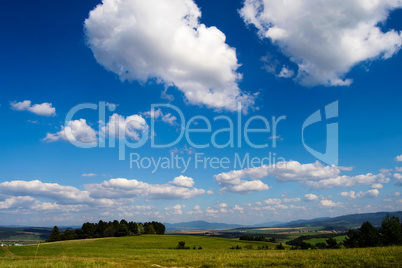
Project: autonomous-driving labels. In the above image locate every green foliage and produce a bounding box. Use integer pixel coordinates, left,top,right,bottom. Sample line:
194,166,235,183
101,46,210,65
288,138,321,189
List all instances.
176,241,189,249
379,214,402,246
344,229,359,248
275,243,285,250
326,237,341,249
46,220,166,242
315,242,327,249
2,235,401,267
46,226,62,242
358,221,380,248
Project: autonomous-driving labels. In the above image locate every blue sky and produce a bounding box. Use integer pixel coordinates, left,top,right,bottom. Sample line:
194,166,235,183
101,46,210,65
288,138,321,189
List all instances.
1,0,402,226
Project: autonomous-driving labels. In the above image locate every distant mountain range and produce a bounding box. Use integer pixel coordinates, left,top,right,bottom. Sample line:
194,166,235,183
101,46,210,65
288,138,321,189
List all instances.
164,211,402,231
164,221,244,231
275,211,402,229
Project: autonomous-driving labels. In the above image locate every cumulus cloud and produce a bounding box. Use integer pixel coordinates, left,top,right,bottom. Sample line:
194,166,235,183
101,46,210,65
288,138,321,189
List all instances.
396,155,402,162
277,66,295,78
143,108,177,126
0,196,84,213
371,183,383,189
0,180,112,207
394,173,402,186
320,199,342,208
187,205,203,215
86,178,205,200
85,0,254,111
165,204,185,215
81,173,97,178
240,0,402,86
233,204,244,212
43,119,98,145
103,113,148,141
304,173,383,189
214,169,270,194
169,175,195,188
304,194,319,202
283,198,300,203
11,100,56,116
215,160,387,189
340,189,379,199
263,198,281,205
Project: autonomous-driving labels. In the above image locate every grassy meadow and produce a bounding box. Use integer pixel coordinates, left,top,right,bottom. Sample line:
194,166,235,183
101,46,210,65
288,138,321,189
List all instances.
0,235,400,267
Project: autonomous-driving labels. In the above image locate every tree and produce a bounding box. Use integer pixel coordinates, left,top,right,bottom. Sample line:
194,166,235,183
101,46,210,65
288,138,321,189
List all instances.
103,225,116,237
344,229,359,248
64,229,77,240
326,237,340,249
128,221,138,235
380,214,402,246
81,222,95,238
275,243,285,250
358,221,380,248
176,241,189,249
299,241,312,250
47,226,62,242
116,223,131,237
95,220,108,237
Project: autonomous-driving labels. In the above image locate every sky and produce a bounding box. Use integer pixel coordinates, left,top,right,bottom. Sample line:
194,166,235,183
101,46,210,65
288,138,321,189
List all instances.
1,0,402,226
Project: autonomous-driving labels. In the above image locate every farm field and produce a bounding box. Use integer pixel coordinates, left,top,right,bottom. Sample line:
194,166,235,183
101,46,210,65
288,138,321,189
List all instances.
0,235,400,267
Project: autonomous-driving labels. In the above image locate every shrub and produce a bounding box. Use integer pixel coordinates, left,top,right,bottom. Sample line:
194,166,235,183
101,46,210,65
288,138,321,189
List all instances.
275,243,285,250
176,241,189,249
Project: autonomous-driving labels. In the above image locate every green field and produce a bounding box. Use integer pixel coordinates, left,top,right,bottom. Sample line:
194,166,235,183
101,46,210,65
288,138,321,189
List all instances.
306,235,347,245
0,235,400,267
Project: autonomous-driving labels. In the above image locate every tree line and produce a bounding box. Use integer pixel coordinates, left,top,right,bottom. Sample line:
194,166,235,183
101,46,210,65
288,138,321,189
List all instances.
343,214,402,248
47,220,165,242
287,214,402,249
239,235,276,243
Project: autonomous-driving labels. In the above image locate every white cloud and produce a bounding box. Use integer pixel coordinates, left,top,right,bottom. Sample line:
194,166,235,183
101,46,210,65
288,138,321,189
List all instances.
240,0,402,87
371,183,383,189
269,161,341,182
169,175,195,188
304,193,319,202
305,173,383,189
277,66,295,78
11,100,56,116
340,189,379,199
283,198,300,203
214,160,374,189
165,204,185,215
214,170,270,194
394,173,402,179
320,199,342,208
394,173,402,186
0,196,37,210
103,113,148,141
143,108,177,126
85,0,254,111
217,203,229,208
81,173,97,177
86,178,204,200
43,119,97,145
0,180,112,207
396,155,402,162
187,205,203,215
263,198,281,205
0,196,85,213
233,205,244,212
